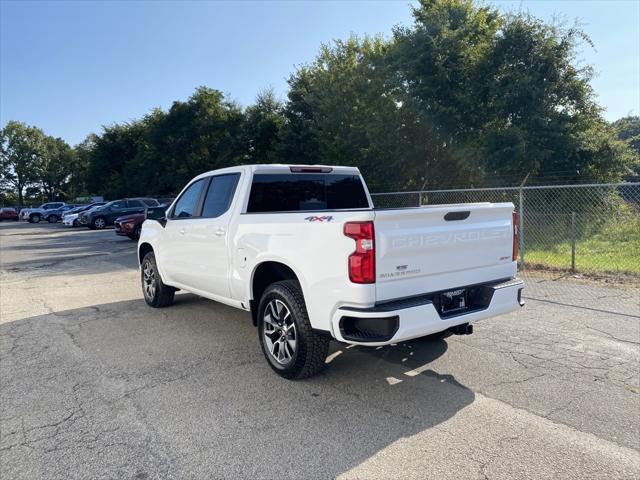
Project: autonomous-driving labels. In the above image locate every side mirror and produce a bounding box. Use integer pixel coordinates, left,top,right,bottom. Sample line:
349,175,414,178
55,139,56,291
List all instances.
145,206,167,226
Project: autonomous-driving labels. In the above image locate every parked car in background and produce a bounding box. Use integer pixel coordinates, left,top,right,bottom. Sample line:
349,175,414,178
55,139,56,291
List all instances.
0,207,19,221
115,204,168,240
62,202,106,227
53,204,80,222
79,198,159,229
20,202,66,223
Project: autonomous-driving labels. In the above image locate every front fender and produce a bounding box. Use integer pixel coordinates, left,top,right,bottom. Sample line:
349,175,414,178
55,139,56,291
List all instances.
137,220,170,283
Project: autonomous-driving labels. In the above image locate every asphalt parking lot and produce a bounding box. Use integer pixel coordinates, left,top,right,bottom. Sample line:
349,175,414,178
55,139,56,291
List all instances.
1,222,639,479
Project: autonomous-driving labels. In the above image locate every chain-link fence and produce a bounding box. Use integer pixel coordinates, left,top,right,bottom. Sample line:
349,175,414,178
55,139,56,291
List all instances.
371,183,640,316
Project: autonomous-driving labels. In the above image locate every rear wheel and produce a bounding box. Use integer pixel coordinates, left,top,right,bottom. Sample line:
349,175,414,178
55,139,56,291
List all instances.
133,225,141,240
258,280,329,379
72,219,79,227
48,215,58,223
141,252,175,308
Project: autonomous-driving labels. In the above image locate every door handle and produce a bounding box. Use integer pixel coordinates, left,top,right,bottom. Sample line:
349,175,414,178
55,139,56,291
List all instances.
179,228,186,235
214,228,226,236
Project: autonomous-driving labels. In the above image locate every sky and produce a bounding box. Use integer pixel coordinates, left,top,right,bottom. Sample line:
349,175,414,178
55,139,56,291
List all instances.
1,0,639,146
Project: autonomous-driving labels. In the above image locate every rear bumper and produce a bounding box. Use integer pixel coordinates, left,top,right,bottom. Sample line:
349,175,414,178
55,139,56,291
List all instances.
331,278,524,346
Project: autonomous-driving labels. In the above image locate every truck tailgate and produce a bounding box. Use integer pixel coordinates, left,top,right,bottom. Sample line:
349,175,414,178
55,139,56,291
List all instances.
374,203,516,302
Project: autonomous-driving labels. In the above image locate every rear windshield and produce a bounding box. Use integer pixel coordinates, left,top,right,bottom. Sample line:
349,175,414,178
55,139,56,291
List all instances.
247,173,369,213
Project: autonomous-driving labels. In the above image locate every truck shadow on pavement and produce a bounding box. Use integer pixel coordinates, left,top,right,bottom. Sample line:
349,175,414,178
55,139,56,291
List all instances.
0,294,474,479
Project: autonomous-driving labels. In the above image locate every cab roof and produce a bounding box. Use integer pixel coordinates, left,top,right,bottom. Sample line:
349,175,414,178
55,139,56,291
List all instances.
192,164,361,181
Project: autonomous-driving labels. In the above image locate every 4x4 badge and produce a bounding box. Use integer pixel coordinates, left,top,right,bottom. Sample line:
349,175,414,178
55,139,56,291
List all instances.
304,216,333,222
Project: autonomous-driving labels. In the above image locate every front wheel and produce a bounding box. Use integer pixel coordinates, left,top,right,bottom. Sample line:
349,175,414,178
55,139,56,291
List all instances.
92,217,106,229
141,252,175,308
29,214,41,223
258,281,329,380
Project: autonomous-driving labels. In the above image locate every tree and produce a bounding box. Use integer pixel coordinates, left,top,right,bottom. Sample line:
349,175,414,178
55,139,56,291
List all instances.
244,89,285,163
37,136,74,201
85,121,147,199
389,0,634,186
611,116,640,180
0,121,44,206
70,134,97,198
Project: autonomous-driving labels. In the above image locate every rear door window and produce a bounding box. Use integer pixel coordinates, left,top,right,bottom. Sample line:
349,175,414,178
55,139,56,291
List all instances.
247,174,369,213
202,174,240,218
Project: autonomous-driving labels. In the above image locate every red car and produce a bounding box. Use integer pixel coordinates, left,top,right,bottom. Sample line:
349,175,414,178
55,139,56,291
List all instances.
114,212,145,240
0,207,19,221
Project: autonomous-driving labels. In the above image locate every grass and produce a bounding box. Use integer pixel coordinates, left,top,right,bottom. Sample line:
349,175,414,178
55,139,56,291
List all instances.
523,214,640,275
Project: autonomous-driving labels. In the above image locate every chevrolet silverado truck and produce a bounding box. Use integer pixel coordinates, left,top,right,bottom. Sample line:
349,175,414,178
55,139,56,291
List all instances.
138,165,524,379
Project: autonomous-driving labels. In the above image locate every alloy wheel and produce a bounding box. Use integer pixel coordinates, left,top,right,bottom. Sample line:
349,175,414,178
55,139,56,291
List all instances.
142,260,156,299
263,299,297,365
95,218,106,229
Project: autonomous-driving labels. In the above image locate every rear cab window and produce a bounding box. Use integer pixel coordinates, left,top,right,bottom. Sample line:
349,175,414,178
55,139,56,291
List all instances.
247,173,369,213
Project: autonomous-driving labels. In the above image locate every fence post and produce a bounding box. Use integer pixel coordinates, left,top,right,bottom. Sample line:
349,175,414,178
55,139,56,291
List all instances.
518,187,525,269
570,211,576,272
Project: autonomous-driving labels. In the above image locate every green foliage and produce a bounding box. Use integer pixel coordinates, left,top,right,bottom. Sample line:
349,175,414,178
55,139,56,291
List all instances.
244,89,285,164
0,121,45,206
612,116,640,179
3,0,636,200
526,214,640,274
613,116,640,154
37,136,75,200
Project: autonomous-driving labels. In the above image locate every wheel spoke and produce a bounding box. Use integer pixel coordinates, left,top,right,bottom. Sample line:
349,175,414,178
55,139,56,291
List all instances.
265,335,275,356
263,312,278,330
275,300,284,319
284,340,293,360
268,301,278,322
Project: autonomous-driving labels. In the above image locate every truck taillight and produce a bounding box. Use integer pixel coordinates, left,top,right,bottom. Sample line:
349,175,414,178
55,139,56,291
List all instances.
344,221,375,284
512,211,519,262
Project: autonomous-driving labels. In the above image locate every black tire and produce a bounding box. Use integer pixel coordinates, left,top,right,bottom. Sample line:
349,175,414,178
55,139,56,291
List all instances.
133,225,141,240
141,252,175,308
72,219,79,227
91,216,107,229
29,214,41,223
257,280,329,380
47,215,58,223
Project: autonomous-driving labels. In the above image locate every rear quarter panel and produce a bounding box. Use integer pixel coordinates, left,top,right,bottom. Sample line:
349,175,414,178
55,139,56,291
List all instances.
232,210,376,333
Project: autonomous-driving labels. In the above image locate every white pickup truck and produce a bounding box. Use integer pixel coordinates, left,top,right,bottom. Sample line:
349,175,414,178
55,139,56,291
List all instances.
139,165,523,379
